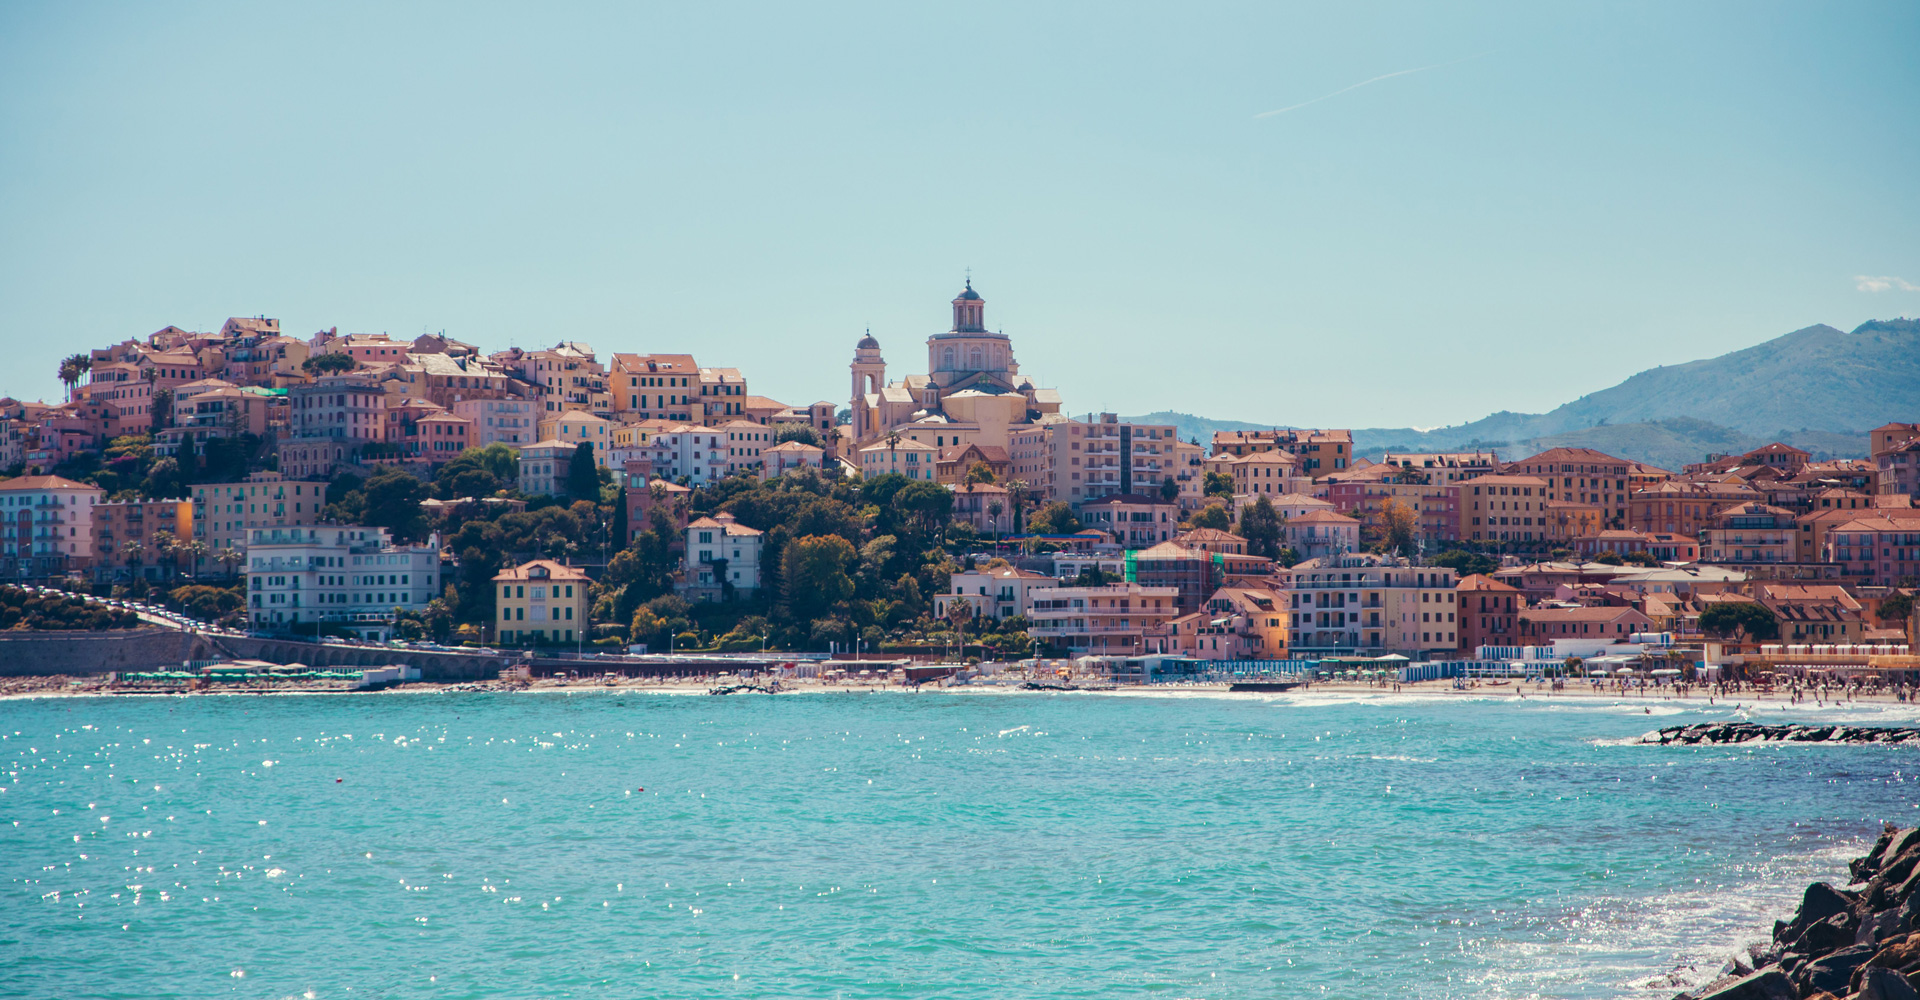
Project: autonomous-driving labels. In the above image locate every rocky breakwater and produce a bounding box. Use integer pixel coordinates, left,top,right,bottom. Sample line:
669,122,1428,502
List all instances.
1676,826,1920,1000
1646,724,1920,746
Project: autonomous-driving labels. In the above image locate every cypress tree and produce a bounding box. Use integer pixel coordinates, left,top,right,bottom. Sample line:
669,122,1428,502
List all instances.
611,482,630,549
566,442,599,502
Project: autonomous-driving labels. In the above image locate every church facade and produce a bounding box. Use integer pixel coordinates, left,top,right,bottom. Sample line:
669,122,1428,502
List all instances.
847,281,1063,457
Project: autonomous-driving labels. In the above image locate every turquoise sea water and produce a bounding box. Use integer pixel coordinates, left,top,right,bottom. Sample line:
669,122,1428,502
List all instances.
2,689,1917,1000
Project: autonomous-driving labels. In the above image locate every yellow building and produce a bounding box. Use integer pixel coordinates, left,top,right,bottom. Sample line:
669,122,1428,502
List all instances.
536,410,614,465
493,559,591,645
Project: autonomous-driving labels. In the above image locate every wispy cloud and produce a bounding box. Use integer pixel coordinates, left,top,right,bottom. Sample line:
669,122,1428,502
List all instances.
1254,52,1491,119
1855,275,1920,292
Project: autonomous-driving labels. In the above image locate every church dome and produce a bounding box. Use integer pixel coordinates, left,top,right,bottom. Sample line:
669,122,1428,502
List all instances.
954,282,981,302
857,332,880,350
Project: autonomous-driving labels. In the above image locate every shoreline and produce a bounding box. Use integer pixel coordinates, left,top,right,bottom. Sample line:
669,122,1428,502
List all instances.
5,673,1919,716
1674,826,1920,999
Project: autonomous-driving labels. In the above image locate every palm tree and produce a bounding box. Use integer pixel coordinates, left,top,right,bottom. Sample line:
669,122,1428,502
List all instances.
216,548,246,581
179,540,210,579
987,499,1005,540
58,354,90,401
118,540,147,581
1004,478,1031,547
150,530,179,582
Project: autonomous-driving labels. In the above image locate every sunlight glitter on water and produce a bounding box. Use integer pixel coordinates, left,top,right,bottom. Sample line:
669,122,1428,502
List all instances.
1,692,1916,998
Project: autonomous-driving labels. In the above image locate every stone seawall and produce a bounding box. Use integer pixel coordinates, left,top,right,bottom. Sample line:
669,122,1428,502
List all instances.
0,628,207,676
0,629,514,682
214,637,513,682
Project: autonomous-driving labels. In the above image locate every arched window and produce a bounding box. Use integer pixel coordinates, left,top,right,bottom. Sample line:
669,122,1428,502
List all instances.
942,348,955,370
969,349,983,369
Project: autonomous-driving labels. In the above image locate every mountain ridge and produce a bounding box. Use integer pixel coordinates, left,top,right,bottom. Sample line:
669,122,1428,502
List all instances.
1127,317,1917,470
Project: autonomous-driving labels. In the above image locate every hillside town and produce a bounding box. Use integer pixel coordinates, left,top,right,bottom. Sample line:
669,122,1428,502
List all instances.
2,280,1917,672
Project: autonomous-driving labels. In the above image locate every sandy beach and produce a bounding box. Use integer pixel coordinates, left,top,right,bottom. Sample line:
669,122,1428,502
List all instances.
3,671,1913,715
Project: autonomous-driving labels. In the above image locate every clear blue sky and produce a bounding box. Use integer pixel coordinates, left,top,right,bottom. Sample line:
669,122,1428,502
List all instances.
2,1,1915,429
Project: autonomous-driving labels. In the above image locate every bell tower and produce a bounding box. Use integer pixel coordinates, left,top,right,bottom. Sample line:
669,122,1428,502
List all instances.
850,330,885,442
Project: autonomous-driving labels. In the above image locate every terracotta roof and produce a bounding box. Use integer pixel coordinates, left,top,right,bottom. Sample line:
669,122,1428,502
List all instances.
1081,493,1171,506
1290,509,1359,524
1520,606,1649,622
1131,541,1206,560
1513,447,1633,466
1459,473,1552,487
1456,573,1522,593
492,559,591,582
0,475,99,492
687,514,763,536
939,443,1010,463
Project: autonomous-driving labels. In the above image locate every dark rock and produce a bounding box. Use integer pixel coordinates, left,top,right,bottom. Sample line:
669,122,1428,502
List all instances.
1646,725,1920,747
1860,966,1920,1000
1893,867,1920,914
1863,908,1907,948
1797,944,1874,995
1783,883,1858,944
1802,912,1856,953
1779,951,1806,974
1695,969,1795,1000
1898,895,1920,934
1858,934,1920,985
1860,827,1904,881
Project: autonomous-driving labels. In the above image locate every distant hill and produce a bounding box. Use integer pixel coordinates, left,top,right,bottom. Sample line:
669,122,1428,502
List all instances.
1369,419,1864,474
1523,319,1920,438
1124,410,1274,445
1130,318,1915,470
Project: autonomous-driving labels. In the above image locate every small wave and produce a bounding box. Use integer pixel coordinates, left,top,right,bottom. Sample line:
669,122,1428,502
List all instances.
1462,838,1868,998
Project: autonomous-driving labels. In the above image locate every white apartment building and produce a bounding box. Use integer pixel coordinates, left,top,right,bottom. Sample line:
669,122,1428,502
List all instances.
682,513,763,599
647,425,731,485
1078,493,1179,549
518,440,577,497
452,398,538,448
1008,413,1181,504
246,525,441,640
934,565,1058,620
0,475,103,582
761,440,826,479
